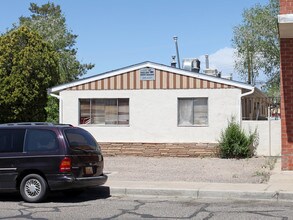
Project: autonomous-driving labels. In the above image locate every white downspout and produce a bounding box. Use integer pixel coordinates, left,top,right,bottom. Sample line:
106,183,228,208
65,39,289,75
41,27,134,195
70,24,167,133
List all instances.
239,87,255,124
48,92,63,124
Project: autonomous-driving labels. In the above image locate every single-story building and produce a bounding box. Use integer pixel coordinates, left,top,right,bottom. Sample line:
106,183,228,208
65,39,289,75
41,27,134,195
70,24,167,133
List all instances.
48,61,280,157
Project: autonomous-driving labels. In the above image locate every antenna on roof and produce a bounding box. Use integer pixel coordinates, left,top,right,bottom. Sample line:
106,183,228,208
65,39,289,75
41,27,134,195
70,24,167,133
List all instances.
173,36,181,69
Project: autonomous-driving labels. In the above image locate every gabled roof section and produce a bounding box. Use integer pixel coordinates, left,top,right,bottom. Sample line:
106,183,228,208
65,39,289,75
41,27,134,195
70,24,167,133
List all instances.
49,61,254,94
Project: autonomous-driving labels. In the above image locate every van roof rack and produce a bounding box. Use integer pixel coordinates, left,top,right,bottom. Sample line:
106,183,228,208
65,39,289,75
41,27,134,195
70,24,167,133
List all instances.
1,122,54,126
0,122,73,127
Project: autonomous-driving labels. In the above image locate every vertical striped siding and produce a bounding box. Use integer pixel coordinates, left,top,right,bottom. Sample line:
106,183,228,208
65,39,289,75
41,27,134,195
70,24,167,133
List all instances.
68,69,235,90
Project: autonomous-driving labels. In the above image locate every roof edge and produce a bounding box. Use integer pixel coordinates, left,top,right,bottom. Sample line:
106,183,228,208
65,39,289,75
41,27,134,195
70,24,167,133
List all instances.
48,61,254,94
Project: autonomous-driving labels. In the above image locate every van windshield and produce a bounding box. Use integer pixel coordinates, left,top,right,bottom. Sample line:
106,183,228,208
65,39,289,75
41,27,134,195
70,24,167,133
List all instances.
64,128,100,152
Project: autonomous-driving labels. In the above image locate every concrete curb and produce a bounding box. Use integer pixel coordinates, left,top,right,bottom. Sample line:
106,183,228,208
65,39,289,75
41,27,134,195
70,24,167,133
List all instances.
277,191,293,201
109,187,288,201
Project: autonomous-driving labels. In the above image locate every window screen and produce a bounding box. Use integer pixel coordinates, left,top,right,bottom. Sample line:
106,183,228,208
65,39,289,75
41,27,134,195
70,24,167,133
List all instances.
178,98,208,126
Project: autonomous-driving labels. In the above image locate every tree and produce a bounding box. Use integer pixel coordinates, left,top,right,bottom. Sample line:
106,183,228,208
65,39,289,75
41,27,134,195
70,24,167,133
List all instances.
15,3,94,122
0,26,59,122
17,2,94,84
232,0,280,96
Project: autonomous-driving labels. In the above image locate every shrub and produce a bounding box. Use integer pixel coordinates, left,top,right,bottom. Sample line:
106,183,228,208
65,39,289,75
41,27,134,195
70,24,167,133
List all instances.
218,117,258,159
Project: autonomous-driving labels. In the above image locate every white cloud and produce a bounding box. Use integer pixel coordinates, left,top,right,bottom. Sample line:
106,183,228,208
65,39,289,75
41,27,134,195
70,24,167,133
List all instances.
199,47,238,79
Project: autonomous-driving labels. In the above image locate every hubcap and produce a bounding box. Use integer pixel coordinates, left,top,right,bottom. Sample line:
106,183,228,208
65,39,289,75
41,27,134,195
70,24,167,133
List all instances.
24,179,41,198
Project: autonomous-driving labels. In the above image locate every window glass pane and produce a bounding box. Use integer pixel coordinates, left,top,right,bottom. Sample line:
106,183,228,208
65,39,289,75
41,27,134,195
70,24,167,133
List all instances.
80,99,91,124
92,99,105,125
178,98,208,126
178,99,193,126
65,128,99,152
25,130,58,152
194,98,208,125
0,129,25,153
105,99,118,124
12,130,25,152
79,98,129,126
118,99,129,124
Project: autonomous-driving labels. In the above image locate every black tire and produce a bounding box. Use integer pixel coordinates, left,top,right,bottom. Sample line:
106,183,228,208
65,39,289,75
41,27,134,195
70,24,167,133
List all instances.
20,174,48,203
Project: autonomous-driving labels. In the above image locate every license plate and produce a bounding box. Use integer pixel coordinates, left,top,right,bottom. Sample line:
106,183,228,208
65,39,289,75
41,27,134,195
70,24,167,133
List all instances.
85,167,93,175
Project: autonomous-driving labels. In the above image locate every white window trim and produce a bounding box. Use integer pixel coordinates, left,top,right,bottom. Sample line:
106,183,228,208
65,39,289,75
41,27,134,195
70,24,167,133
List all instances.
78,98,130,126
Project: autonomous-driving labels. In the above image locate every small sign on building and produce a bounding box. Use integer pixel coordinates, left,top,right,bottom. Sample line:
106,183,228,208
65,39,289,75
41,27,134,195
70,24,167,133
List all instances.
140,68,155,80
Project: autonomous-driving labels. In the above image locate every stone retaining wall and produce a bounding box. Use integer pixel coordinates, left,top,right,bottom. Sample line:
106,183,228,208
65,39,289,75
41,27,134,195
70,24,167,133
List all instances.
99,142,218,157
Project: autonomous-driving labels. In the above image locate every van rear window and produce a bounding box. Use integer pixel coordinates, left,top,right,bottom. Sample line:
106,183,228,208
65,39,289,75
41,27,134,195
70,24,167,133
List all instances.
64,128,99,152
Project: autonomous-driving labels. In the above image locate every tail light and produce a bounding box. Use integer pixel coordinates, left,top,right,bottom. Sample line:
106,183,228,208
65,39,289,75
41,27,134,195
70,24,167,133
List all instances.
59,157,71,172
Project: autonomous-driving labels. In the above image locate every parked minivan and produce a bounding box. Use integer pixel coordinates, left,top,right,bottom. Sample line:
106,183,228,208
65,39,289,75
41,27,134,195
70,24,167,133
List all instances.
0,123,107,202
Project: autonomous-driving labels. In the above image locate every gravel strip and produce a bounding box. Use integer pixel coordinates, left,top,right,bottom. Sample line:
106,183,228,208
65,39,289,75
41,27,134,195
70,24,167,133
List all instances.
104,156,275,184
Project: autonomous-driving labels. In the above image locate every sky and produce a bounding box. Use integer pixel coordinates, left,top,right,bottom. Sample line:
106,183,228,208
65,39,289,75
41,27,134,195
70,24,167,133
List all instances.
0,0,270,81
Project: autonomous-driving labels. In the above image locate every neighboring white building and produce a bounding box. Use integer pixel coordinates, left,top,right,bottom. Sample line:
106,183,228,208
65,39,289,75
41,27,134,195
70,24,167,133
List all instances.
48,61,280,157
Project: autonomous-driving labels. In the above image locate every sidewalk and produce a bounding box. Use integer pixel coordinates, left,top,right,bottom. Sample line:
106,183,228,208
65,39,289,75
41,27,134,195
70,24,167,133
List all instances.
105,158,293,201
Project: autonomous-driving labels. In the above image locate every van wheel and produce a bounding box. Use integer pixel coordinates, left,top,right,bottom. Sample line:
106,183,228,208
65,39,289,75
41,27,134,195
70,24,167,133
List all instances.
20,174,48,203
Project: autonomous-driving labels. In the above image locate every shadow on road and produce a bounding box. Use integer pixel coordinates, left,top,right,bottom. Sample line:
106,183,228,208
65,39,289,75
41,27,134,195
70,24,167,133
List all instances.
0,192,22,202
48,186,111,203
0,186,111,203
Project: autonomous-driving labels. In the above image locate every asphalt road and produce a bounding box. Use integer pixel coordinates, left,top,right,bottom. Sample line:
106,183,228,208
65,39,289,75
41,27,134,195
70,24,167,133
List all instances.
0,188,293,219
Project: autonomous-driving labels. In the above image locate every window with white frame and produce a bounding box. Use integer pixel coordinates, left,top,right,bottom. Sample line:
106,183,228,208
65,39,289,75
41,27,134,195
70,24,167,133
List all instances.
178,98,208,126
79,98,129,125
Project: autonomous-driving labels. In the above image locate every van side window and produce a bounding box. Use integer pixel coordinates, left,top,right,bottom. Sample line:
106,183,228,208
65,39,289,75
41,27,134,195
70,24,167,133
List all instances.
25,129,58,152
0,129,25,153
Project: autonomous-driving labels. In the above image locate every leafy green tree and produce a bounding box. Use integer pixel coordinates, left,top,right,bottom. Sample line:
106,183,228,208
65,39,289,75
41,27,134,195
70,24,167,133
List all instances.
45,96,59,123
0,26,59,123
17,2,94,83
232,0,279,95
15,2,94,122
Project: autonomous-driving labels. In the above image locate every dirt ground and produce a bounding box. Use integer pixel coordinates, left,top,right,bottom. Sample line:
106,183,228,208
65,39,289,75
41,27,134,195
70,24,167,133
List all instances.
104,156,277,184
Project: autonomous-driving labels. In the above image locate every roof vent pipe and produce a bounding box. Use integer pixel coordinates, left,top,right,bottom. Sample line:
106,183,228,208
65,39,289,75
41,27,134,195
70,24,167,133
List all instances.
173,36,181,69
205,54,209,69
171,56,176,68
